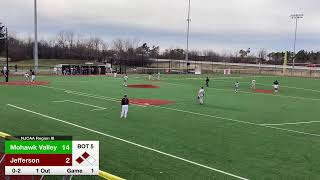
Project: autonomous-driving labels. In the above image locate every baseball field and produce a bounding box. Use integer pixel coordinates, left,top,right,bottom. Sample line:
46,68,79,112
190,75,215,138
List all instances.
0,74,320,180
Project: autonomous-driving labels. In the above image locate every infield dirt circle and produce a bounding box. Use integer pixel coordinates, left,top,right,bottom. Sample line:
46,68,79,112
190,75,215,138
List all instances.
131,99,175,106
0,81,50,86
255,89,273,94
127,84,160,88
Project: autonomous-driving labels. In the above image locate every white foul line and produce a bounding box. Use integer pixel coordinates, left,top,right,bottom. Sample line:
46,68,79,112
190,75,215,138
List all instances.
40,85,320,137
7,104,248,180
261,120,320,126
63,90,147,107
53,100,106,111
0,154,5,164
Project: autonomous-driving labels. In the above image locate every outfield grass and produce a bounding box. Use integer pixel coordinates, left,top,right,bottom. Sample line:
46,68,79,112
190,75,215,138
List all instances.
1,74,320,180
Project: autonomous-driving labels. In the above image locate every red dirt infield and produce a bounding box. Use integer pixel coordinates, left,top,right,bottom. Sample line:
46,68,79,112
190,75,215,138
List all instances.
131,99,175,106
255,89,273,94
127,84,160,88
0,81,49,86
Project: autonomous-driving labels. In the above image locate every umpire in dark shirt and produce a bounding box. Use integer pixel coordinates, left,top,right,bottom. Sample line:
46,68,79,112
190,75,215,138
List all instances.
206,77,210,87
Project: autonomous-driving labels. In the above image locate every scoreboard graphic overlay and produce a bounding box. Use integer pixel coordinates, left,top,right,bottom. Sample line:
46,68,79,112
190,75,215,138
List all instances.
4,136,99,176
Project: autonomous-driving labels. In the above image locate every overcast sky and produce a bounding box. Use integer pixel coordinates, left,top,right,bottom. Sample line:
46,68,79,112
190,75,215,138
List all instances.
1,0,319,53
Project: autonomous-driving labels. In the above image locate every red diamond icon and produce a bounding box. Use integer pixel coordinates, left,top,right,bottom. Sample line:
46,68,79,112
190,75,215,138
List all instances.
76,157,84,164
82,152,90,159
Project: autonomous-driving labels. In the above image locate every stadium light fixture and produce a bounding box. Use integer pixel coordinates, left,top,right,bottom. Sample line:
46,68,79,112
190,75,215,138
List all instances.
290,13,304,70
34,0,39,72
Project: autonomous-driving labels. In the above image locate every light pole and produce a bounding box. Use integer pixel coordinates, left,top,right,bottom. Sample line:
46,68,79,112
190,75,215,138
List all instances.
185,0,191,68
34,0,39,72
290,13,303,70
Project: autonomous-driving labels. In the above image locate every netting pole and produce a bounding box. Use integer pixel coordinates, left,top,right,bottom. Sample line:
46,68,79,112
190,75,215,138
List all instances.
34,0,39,72
5,27,9,82
157,58,159,70
212,59,213,74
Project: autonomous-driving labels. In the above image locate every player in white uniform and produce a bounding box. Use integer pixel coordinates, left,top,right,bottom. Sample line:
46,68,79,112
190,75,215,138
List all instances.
24,72,30,82
251,79,256,90
198,87,205,105
273,80,279,93
148,73,152,80
235,81,240,93
157,72,160,80
123,74,128,87
3,66,7,74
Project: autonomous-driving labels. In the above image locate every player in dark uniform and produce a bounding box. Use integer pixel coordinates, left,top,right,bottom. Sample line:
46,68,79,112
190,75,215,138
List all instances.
120,95,129,118
4,69,8,82
206,77,210,87
31,70,36,82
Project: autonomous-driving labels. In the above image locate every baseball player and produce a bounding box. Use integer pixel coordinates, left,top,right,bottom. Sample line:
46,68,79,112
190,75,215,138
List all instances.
206,77,210,87
30,70,36,82
157,72,160,80
120,95,129,118
251,79,256,90
198,87,205,105
273,80,280,93
24,72,30,82
235,81,240,93
123,74,128,87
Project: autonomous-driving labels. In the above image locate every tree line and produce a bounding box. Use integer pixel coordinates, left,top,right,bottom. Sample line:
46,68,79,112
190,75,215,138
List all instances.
1,29,320,66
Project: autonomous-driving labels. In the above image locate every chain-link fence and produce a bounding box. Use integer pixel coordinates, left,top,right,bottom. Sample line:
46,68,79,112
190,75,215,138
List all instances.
1,59,320,78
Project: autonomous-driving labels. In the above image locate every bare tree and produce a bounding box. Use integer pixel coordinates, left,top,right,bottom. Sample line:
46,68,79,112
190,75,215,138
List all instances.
65,31,75,49
258,48,267,63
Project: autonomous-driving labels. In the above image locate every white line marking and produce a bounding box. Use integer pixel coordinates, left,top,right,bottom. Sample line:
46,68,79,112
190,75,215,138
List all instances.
63,90,147,107
261,120,320,126
155,106,257,125
90,108,106,111
53,100,68,103
262,125,320,137
53,100,106,111
7,104,248,180
64,91,118,102
152,106,320,137
0,154,5,164
40,85,320,137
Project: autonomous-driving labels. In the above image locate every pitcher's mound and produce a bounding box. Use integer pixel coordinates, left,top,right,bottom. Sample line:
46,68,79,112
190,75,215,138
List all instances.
255,89,273,94
131,99,175,106
128,84,160,88
0,81,49,86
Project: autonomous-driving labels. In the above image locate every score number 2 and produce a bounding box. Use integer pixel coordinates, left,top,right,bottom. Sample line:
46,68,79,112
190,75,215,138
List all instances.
63,145,71,165
66,158,70,164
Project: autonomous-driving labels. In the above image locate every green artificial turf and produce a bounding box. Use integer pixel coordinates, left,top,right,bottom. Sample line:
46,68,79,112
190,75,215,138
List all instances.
1,74,320,180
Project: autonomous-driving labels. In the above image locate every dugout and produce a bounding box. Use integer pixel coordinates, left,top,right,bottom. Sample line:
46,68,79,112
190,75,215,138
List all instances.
54,64,111,75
